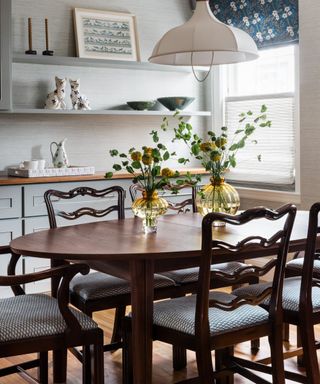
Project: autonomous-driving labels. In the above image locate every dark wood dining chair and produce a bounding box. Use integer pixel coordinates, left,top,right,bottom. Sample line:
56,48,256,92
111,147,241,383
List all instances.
44,185,177,379
123,204,296,384
130,183,261,367
233,202,320,383
0,246,104,383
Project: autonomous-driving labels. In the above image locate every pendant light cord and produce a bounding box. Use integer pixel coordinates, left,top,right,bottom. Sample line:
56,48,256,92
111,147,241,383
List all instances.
191,51,214,82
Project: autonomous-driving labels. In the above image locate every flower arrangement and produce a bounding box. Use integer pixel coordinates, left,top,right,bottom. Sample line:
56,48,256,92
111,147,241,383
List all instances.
105,133,199,232
161,105,271,182
105,136,198,196
159,105,271,222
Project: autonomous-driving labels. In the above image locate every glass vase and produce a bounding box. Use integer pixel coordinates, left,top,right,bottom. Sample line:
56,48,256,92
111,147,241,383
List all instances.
196,177,240,227
132,190,168,233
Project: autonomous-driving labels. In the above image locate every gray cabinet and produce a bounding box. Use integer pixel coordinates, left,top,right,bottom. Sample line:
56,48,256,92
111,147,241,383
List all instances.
0,218,22,297
0,0,12,110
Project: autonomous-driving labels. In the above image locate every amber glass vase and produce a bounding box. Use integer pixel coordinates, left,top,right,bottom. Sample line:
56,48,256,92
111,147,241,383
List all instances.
132,190,168,233
196,177,240,226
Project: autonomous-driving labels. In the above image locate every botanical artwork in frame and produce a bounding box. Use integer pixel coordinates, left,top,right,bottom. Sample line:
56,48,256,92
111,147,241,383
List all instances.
74,8,141,62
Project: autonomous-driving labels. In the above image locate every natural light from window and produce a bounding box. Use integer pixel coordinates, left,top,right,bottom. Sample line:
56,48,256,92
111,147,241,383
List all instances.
221,45,297,190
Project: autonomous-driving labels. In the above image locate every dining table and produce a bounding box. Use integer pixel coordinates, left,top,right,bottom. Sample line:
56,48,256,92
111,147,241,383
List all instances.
10,210,314,384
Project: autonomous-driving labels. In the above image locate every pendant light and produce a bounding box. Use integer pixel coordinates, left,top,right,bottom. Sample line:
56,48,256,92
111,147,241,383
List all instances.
149,0,259,81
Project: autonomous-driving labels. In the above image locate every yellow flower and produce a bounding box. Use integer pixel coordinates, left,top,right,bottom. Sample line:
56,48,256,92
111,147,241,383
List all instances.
142,154,153,165
200,142,216,152
144,147,153,155
210,153,221,162
221,138,227,146
131,151,142,161
161,168,175,178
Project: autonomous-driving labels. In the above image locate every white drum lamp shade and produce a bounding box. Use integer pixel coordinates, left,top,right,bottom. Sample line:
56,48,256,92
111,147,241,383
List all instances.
149,0,259,67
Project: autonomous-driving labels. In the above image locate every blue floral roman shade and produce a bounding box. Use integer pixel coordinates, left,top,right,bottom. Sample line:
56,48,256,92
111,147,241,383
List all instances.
209,0,299,49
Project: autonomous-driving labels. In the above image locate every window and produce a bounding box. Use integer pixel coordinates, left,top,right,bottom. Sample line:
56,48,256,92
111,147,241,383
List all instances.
216,45,298,191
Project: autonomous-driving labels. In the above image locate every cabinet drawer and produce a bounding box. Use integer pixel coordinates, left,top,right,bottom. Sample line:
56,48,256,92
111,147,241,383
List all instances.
0,186,22,219
24,179,131,217
0,219,22,298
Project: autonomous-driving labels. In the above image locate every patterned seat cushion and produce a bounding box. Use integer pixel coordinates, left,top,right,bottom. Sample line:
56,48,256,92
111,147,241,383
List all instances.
160,262,252,284
70,272,176,301
0,294,98,343
233,277,320,312
286,258,320,275
153,291,269,336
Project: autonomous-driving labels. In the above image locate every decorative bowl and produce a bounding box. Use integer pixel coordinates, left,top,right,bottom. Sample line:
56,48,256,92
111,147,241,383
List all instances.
127,101,156,111
157,97,195,111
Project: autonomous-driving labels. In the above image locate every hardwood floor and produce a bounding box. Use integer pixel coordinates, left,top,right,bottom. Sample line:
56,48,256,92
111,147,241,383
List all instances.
0,308,318,383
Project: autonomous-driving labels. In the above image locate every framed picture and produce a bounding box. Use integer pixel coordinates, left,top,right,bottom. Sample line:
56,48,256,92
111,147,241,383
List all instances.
74,8,140,62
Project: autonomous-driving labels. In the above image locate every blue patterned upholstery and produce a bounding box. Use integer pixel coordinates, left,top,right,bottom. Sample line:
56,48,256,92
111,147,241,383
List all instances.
160,262,252,285
0,294,98,343
153,291,269,336
286,258,320,275
70,272,176,301
233,277,320,312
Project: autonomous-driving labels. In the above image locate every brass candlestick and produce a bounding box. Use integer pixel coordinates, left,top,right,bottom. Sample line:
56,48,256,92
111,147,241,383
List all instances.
25,17,37,54
43,18,54,56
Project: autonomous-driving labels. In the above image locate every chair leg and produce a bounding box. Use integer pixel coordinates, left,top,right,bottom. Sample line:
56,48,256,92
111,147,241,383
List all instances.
111,305,126,344
250,338,260,354
215,347,234,384
53,349,67,383
91,341,105,384
283,323,290,342
82,345,92,384
39,352,48,384
299,324,320,384
269,327,285,384
296,326,304,367
196,343,215,384
173,345,187,371
122,317,133,384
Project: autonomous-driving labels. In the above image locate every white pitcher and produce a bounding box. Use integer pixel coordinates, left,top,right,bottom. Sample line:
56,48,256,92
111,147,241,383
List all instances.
50,138,69,168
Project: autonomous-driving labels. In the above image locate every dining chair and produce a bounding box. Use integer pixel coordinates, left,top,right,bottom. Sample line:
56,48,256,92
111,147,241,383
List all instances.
44,185,177,379
233,202,320,383
130,183,261,367
123,204,296,384
0,245,104,384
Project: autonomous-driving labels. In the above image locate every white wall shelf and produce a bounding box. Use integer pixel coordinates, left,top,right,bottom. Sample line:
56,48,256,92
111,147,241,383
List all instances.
13,53,193,73
1,108,211,117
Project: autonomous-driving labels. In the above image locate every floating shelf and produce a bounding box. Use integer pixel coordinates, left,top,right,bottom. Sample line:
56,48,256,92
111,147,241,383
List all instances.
13,53,196,73
1,109,211,117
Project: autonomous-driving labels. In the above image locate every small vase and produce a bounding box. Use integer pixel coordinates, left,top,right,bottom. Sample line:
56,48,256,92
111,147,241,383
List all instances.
196,177,240,226
132,190,168,233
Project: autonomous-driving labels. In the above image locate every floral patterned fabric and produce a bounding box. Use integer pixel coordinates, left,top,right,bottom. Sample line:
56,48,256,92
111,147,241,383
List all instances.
209,0,299,49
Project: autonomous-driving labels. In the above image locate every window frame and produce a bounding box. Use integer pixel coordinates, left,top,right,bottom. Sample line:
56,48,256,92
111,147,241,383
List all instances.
210,44,300,202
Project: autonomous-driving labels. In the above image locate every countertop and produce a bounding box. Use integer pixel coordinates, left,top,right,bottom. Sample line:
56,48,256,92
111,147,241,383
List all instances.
0,168,208,186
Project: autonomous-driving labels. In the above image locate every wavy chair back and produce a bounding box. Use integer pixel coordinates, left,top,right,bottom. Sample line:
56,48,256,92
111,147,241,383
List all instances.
129,184,197,214
196,204,296,339
44,186,125,229
299,202,320,312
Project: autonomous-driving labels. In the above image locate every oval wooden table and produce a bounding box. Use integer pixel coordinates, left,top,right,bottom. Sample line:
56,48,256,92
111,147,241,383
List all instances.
10,212,312,384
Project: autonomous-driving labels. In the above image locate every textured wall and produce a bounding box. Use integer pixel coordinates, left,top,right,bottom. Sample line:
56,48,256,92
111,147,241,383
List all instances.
0,0,207,172
299,0,320,209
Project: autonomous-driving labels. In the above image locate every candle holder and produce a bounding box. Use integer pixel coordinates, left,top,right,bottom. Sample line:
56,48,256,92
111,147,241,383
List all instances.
25,18,37,55
42,18,54,56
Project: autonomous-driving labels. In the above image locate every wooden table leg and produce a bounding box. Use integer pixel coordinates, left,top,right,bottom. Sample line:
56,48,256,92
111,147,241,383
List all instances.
130,259,154,384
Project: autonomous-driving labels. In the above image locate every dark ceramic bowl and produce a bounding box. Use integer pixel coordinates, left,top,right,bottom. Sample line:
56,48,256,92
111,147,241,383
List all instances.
157,96,195,111
127,101,156,111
